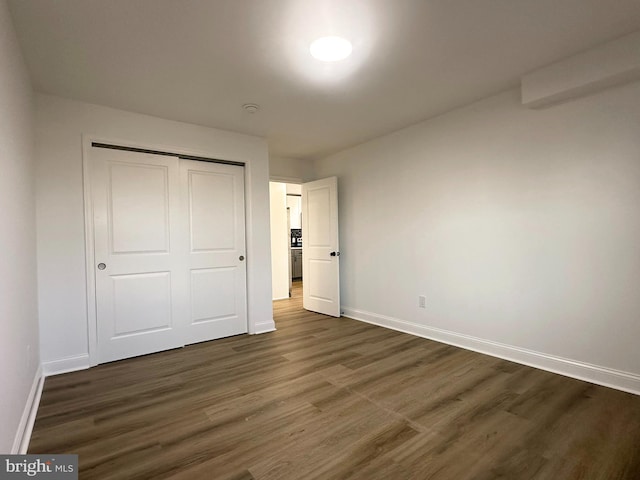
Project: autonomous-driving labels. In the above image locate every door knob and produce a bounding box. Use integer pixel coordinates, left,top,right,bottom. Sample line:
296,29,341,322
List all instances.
330,251,340,257
97,263,106,270
239,255,245,261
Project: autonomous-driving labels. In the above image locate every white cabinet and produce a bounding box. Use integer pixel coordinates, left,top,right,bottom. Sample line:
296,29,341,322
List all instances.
291,249,303,279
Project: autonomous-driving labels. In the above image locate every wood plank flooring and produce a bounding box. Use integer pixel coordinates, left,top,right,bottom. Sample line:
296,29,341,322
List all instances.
30,281,640,479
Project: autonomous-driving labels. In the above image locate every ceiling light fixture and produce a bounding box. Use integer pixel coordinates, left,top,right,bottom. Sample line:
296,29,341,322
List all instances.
310,36,353,62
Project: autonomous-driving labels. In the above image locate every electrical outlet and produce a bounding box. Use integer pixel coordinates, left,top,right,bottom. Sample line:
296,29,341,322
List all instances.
418,295,426,308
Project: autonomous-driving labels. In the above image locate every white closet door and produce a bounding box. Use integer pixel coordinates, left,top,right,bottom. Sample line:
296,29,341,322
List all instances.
91,148,185,363
180,159,247,345
91,147,248,364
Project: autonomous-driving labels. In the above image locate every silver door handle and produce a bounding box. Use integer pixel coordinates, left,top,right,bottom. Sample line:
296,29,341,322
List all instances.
97,263,106,270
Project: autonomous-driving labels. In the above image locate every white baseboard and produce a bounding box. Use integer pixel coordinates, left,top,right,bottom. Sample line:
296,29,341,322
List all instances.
342,306,640,396
12,365,44,454
253,320,277,335
42,354,90,377
272,296,290,301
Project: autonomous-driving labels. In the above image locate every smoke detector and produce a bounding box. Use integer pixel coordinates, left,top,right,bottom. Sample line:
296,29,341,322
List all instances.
243,103,260,114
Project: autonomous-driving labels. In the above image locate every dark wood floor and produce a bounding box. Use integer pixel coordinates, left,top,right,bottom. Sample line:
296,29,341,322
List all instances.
30,281,640,479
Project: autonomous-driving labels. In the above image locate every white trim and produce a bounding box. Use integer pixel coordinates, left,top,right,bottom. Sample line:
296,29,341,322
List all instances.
82,135,99,366
342,306,640,396
269,175,302,184
272,296,290,301
244,159,256,334
12,365,44,454
42,354,91,377
253,321,276,334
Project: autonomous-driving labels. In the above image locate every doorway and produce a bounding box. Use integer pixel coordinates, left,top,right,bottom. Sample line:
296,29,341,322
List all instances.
269,177,341,318
287,189,303,290
269,181,303,301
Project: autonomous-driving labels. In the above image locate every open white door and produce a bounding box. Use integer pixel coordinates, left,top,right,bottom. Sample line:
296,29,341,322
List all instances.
302,177,340,317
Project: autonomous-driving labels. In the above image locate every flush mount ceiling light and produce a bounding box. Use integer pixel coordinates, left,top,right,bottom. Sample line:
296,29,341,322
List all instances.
309,36,353,62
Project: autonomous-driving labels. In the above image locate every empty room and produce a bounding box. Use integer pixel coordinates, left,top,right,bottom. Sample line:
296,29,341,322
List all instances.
2,0,640,478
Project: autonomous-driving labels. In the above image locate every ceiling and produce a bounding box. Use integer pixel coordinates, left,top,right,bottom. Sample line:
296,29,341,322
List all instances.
8,0,640,160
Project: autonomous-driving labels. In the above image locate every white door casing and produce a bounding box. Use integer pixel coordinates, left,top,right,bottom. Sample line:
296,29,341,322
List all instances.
287,207,292,297
91,147,247,363
302,176,340,317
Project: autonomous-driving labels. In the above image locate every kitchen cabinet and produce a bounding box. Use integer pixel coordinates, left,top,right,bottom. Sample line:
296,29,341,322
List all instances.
291,249,303,279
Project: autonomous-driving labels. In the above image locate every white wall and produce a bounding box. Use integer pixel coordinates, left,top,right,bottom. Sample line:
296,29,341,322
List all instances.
286,184,302,195
270,182,289,300
35,94,274,374
287,194,302,229
314,81,640,393
0,0,40,453
269,155,315,182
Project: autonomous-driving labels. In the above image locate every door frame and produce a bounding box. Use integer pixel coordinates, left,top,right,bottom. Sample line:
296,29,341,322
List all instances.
82,134,254,366
268,177,303,301
301,176,341,317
